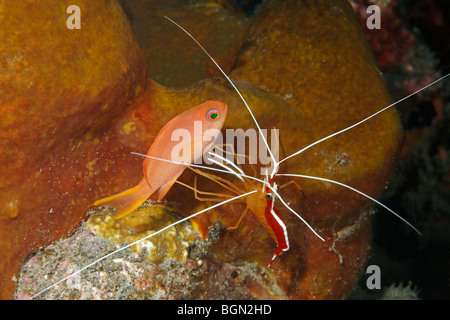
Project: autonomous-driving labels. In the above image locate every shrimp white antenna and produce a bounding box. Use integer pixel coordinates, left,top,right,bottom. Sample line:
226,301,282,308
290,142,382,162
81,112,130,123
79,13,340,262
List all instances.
205,156,243,181
164,16,279,178
207,151,245,182
278,173,421,235
132,152,325,241
280,73,450,165
265,183,325,241
131,151,250,180
32,189,257,299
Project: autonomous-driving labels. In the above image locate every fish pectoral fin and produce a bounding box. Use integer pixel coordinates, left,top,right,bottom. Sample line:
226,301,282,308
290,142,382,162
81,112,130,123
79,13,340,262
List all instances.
157,171,184,200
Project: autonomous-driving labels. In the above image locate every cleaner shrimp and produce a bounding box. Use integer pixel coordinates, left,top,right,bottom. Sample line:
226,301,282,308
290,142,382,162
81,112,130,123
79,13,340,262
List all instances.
29,5,449,299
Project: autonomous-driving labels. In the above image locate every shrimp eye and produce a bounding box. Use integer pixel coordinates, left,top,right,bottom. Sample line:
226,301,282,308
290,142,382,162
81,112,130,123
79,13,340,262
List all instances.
265,193,272,200
206,109,220,121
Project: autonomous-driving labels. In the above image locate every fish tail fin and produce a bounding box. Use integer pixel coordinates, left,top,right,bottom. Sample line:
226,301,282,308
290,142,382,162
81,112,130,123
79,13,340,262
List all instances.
93,178,153,219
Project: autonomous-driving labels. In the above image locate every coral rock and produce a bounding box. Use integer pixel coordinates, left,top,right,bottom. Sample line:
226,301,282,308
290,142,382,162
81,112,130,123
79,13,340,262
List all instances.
7,0,403,300
198,0,403,299
0,0,146,299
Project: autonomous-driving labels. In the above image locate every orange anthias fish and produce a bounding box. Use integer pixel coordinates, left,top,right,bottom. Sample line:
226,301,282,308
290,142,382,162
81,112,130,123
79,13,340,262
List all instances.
93,100,228,219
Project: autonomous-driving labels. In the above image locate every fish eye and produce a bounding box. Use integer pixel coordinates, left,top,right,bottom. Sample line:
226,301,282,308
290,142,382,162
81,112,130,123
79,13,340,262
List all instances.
206,109,220,121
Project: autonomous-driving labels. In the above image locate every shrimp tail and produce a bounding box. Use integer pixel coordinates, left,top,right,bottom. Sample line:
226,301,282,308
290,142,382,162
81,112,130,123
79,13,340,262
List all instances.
265,204,289,267
93,178,153,219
